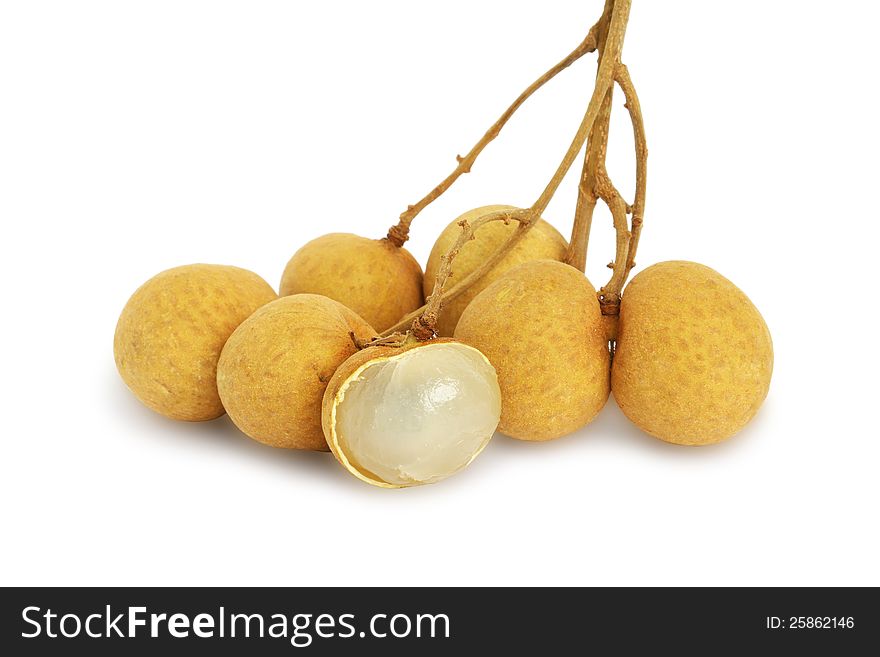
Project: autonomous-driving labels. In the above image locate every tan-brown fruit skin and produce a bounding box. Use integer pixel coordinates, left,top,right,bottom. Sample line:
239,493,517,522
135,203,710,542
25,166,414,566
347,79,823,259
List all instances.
611,261,773,446
279,233,423,332
217,294,376,451
425,205,568,336
114,264,278,422
455,260,610,441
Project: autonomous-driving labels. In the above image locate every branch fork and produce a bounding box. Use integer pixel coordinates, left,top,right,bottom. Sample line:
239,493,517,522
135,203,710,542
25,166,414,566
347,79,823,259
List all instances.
377,0,646,339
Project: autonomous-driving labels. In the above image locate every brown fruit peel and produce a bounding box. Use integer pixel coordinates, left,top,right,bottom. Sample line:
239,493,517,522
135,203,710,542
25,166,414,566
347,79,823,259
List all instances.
280,233,423,333
217,294,376,451
454,260,610,441
611,262,773,445
114,264,278,422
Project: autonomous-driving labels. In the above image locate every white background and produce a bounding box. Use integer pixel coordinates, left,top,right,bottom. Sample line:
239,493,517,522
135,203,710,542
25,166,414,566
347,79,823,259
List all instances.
1,1,878,587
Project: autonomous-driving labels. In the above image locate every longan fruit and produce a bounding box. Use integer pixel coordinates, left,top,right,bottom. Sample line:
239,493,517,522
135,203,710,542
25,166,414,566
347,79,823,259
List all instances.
217,294,376,450
455,260,610,440
114,264,277,421
280,234,423,332
612,261,773,445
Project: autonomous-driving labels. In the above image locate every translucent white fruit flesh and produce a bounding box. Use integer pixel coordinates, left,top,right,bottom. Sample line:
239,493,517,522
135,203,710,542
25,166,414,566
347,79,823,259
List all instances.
334,342,501,486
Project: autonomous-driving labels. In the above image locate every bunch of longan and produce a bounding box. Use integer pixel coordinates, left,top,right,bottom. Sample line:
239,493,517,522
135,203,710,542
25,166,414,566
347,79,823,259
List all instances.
115,0,772,488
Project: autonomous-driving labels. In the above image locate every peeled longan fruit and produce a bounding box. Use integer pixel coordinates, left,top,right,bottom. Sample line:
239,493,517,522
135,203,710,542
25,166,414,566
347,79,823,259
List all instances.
217,294,376,451
114,264,277,422
323,339,501,488
279,234,423,332
424,205,568,336
454,260,610,441
612,261,773,445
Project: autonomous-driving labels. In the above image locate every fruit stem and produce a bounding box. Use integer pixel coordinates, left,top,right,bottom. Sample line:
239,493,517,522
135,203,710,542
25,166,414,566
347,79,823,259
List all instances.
529,0,630,217
385,20,604,248
567,0,616,273
560,2,647,316
596,62,648,314
567,88,613,273
410,209,533,341
381,0,636,338
616,63,647,281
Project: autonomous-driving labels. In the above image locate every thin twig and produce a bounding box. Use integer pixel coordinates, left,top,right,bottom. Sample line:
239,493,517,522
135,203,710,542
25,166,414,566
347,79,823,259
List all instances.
567,88,613,273
410,209,532,340
615,63,647,277
567,0,616,272
595,168,631,313
385,24,603,247
593,62,647,314
381,0,636,338
529,0,631,216
383,214,536,336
